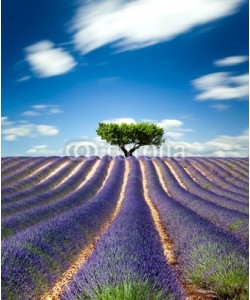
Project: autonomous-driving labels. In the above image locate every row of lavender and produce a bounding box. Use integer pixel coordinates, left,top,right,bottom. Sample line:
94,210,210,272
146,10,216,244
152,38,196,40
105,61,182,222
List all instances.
192,157,248,191
1,156,248,299
175,158,248,201
2,157,248,246
2,157,98,215
58,157,248,299
2,157,53,186
2,156,247,202
2,157,39,177
2,157,75,198
61,157,184,299
142,158,248,299
158,158,248,249
2,157,111,239
2,158,67,197
2,156,125,299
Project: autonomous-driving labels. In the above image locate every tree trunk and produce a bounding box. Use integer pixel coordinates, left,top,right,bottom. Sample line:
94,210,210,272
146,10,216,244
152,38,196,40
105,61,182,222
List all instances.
120,145,140,157
128,145,140,157
128,149,134,156
120,146,128,157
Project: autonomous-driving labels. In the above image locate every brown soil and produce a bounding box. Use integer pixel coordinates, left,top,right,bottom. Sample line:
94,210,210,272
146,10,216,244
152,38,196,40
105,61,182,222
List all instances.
152,161,172,197
164,160,187,190
178,162,199,183
76,160,101,190
189,161,213,181
56,160,86,187
39,161,70,185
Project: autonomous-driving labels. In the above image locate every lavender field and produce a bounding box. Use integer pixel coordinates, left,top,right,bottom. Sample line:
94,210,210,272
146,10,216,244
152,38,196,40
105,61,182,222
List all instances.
1,156,249,300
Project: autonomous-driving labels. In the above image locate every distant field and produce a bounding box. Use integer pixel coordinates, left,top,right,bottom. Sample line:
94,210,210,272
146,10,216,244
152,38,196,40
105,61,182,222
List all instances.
1,156,249,300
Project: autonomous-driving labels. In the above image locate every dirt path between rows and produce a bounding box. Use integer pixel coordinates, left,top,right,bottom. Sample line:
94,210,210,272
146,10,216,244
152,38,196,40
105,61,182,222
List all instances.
189,162,214,181
140,161,175,265
54,160,86,188
164,160,187,190
39,161,71,185
26,161,54,180
140,160,218,300
40,160,129,300
176,161,199,183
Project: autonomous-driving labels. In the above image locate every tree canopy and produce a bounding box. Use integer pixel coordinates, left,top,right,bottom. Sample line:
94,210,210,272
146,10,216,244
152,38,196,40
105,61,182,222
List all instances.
96,122,165,157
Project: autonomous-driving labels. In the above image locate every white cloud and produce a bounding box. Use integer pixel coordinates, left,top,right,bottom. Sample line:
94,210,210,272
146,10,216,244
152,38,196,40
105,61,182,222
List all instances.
2,117,60,141
36,125,59,136
48,107,63,114
25,40,77,77
102,118,137,124
26,40,54,53
23,110,41,116
32,105,48,110
214,55,248,66
156,119,193,140
157,119,183,130
212,104,231,110
26,149,38,155
32,145,48,150
165,132,185,139
165,129,248,157
71,0,244,54
2,125,34,137
192,72,249,101
2,117,15,127
22,105,63,117
16,76,30,82
26,145,62,156
3,135,17,141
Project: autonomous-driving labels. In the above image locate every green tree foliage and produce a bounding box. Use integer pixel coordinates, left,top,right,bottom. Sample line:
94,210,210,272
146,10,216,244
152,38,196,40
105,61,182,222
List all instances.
96,122,165,157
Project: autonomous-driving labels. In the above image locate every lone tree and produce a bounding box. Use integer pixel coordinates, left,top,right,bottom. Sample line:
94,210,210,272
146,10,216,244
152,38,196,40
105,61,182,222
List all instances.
96,122,165,157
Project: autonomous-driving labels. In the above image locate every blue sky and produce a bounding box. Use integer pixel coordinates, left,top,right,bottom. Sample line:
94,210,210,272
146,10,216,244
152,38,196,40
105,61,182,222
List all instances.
2,0,249,157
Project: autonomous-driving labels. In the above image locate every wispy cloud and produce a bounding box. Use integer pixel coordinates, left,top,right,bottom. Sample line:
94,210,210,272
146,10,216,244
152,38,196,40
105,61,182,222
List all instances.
16,76,31,82
2,124,37,141
31,145,48,150
32,105,49,110
3,135,17,141
102,117,137,124
36,125,59,136
98,77,120,84
211,104,231,110
71,0,244,54
2,117,15,126
22,111,41,117
214,55,248,67
157,119,193,140
25,40,77,77
157,119,183,130
48,107,63,114
22,105,63,117
26,145,62,156
192,72,249,101
173,129,249,157
2,116,59,141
